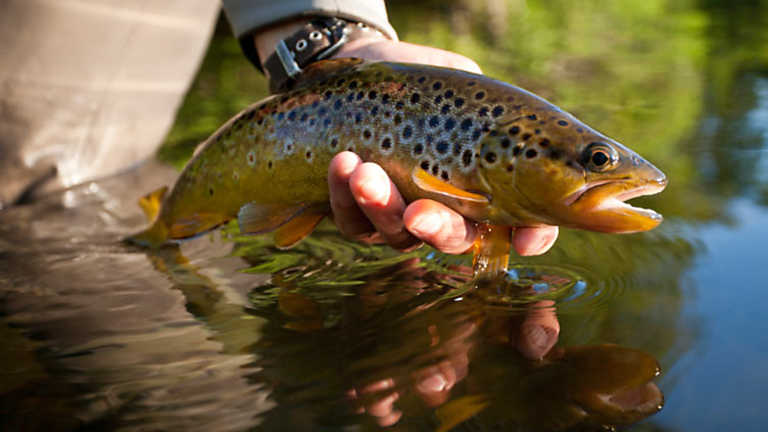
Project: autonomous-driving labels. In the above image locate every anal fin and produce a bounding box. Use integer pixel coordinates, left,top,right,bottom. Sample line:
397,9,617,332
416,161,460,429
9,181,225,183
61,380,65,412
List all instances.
238,201,328,248
274,207,327,249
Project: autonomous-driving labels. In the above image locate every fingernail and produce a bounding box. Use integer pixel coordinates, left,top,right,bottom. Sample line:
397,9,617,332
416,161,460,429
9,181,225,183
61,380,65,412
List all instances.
357,177,389,205
519,324,556,359
417,374,447,393
409,212,442,237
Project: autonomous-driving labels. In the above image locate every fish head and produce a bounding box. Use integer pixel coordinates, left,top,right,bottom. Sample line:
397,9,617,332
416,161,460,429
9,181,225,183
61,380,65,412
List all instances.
478,109,667,233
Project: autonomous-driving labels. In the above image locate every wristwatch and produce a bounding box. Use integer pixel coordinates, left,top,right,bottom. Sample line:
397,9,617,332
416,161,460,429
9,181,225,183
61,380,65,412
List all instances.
242,17,384,93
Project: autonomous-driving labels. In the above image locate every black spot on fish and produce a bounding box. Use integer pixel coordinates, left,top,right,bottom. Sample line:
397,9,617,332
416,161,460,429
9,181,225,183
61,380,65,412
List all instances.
300,113,308,122
526,149,538,158
527,114,537,121
522,133,532,141
484,152,497,164
462,149,473,166
471,128,482,141
330,138,338,148
349,81,358,89
475,91,486,100
444,89,454,98
492,106,504,117
421,160,430,170
444,118,456,131
434,95,444,105
336,78,346,86
454,97,465,108
371,106,379,116
436,141,449,154
363,129,372,140
513,146,522,157
460,118,472,131
539,138,550,147
246,111,255,120
535,129,541,135
356,91,364,100
381,137,392,149
355,113,363,124
501,138,511,148
268,161,273,169
384,110,392,118
410,93,421,104
368,91,377,100
414,143,424,155
478,107,489,117
381,94,390,104
394,114,403,125
433,81,443,91
428,116,440,128
305,150,312,159
432,164,440,175
395,101,405,110
558,120,569,126
403,125,413,139
441,104,451,115
324,91,333,100
309,118,316,126
506,164,514,172
452,142,462,156
333,100,343,110
257,117,264,126
418,76,427,84
209,187,214,196
441,170,449,180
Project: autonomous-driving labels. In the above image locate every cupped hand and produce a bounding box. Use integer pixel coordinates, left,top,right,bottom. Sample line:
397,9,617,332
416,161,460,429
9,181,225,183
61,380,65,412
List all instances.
327,39,559,255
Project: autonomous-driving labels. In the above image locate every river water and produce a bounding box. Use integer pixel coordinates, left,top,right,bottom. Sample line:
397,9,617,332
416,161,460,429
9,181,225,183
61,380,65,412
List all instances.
2,1,768,431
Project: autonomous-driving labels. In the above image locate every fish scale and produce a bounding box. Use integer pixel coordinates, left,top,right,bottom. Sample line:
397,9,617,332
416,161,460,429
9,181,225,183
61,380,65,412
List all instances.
128,58,666,273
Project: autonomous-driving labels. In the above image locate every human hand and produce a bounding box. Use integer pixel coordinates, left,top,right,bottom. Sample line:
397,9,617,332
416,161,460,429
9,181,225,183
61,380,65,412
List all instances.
254,26,559,255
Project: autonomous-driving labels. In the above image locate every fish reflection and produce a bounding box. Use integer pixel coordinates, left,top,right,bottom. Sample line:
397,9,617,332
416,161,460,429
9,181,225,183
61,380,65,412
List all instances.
262,260,664,431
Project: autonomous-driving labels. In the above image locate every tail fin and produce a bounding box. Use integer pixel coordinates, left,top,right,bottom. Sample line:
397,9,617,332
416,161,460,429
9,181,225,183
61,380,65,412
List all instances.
125,186,169,248
138,186,168,222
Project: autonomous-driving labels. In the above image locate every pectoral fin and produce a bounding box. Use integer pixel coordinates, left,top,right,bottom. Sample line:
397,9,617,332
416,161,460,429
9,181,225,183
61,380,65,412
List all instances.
238,202,328,248
411,166,490,204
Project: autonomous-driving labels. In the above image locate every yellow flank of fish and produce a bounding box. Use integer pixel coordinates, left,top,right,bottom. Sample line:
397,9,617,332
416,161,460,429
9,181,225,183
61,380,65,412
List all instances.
127,59,667,269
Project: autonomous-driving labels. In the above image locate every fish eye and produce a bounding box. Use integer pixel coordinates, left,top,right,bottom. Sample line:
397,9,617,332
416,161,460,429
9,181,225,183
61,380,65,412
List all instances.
583,142,618,172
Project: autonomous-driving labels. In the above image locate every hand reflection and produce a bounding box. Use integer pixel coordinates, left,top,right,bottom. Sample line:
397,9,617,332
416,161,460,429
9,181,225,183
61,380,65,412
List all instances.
347,263,561,427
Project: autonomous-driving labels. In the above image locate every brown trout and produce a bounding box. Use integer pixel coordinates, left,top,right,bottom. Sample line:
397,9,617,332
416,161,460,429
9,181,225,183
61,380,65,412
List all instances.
129,59,666,268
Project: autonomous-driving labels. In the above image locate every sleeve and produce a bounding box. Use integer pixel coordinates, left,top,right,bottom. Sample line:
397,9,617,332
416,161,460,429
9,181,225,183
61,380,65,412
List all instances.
221,0,398,41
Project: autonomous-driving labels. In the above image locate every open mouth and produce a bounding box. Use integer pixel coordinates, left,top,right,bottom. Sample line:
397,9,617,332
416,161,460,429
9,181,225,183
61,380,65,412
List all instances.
563,178,667,232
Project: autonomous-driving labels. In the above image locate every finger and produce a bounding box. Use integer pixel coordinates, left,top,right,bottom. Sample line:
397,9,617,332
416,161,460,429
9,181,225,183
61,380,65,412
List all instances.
516,300,560,360
404,200,477,254
513,225,559,256
328,152,377,240
349,162,421,250
367,391,400,417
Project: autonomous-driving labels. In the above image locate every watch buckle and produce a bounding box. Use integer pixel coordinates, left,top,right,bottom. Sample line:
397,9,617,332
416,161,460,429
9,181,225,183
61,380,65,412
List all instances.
275,39,302,79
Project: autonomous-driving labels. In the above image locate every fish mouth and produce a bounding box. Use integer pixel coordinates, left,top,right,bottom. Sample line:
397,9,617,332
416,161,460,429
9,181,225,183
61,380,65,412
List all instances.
564,178,667,233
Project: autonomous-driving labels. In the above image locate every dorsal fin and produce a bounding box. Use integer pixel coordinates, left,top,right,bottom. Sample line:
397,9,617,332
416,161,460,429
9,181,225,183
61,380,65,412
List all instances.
137,186,168,222
411,166,490,204
289,58,366,91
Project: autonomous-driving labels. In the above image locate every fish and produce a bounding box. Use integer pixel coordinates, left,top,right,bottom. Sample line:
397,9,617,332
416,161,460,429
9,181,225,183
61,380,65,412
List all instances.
127,58,666,272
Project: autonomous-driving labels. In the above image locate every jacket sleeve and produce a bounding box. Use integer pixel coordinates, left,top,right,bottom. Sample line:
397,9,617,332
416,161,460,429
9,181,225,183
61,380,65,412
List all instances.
221,0,398,41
